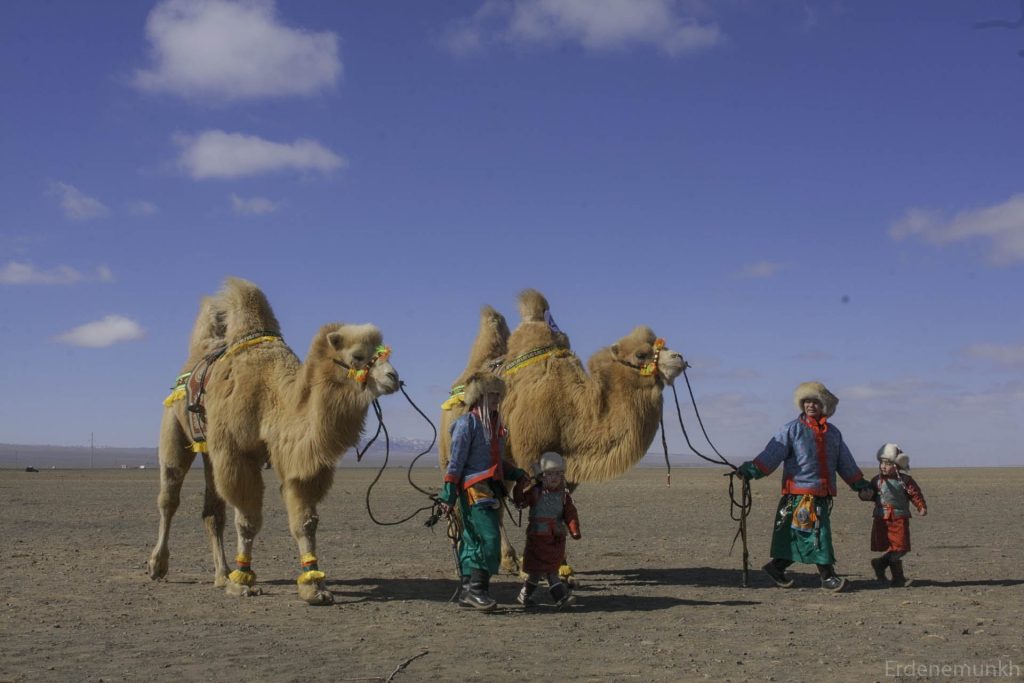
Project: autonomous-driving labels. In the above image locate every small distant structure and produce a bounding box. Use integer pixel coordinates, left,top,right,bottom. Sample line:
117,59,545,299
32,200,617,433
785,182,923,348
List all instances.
25,466,39,473
139,465,146,470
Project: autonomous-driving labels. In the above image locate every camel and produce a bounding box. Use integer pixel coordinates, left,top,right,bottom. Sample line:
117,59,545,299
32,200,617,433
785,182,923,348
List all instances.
147,277,399,605
500,289,686,484
439,289,685,574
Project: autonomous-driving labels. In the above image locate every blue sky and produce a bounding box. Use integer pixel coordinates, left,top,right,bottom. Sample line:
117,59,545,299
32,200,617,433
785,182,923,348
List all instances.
1,0,1022,467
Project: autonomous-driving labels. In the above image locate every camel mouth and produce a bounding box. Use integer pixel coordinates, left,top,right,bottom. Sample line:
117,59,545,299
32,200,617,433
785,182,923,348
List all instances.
371,366,401,395
657,352,686,384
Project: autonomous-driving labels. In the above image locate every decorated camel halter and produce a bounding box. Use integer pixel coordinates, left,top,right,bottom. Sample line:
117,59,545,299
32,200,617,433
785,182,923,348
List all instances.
500,345,572,376
332,344,391,385
162,331,283,453
638,338,666,376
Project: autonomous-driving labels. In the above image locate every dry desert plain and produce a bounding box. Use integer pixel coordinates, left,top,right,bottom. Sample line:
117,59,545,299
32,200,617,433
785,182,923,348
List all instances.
1,466,1022,683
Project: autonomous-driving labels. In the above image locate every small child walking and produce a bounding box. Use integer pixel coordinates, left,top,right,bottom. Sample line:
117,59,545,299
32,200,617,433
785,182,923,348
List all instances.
866,443,927,587
514,452,581,609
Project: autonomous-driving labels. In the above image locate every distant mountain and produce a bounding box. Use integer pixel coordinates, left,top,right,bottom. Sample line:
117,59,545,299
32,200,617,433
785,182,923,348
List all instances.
0,439,440,469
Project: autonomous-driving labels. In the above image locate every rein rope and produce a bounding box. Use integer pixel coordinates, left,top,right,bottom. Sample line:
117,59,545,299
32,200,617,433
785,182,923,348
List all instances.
667,368,753,588
362,382,447,527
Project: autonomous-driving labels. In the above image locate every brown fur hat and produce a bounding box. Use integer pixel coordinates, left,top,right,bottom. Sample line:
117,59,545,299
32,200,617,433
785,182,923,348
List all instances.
793,381,838,417
462,370,505,407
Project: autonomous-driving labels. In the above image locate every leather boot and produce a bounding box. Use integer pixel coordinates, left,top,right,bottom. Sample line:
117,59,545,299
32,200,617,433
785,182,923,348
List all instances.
457,575,472,607
517,581,538,607
763,559,794,588
870,556,889,582
549,580,575,609
890,560,910,588
459,569,496,610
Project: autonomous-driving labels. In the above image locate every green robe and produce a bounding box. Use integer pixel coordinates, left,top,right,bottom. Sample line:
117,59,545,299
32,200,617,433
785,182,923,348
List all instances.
769,494,836,565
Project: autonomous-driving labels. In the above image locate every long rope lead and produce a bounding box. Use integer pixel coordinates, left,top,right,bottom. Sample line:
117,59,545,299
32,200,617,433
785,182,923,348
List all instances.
669,370,753,587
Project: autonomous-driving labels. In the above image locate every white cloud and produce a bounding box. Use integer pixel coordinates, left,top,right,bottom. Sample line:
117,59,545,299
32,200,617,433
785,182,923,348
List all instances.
133,0,341,101
442,0,722,56
963,342,1024,368
55,315,145,347
48,181,109,220
0,262,114,285
127,200,159,216
175,130,345,179
231,193,279,214
890,193,1024,266
738,260,783,278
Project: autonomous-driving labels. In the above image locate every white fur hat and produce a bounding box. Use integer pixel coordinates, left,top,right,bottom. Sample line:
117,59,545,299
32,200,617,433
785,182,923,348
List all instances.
877,443,910,471
538,452,565,473
793,381,838,417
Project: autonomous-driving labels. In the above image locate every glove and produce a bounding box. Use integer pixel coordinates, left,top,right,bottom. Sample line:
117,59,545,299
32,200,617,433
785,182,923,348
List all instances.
857,488,875,502
512,475,531,507
731,462,759,481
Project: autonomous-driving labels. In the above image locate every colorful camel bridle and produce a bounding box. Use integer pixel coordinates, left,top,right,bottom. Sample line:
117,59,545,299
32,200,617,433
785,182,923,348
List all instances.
638,338,667,377
333,344,392,384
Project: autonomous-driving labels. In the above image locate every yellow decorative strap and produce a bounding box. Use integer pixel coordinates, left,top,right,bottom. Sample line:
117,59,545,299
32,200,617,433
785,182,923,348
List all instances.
441,384,466,411
228,569,256,586
191,441,208,453
229,555,255,585
297,553,325,585
224,334,281,358
503,347,571,376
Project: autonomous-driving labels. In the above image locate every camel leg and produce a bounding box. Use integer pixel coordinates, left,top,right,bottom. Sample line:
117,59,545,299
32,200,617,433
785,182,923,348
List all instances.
217,458,265,598
281,470,335,606
148,411,196,581
200,452,229,587
499,518,521,575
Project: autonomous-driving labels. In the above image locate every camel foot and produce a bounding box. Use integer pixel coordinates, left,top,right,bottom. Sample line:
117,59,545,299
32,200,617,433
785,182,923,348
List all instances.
147,549,168,580
213,572,228,588
298,581,335,606
225,577,262,597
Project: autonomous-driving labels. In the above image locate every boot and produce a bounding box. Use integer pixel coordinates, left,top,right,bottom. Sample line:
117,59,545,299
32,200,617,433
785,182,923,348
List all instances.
457,575,472,607
459,569,497,610
517,581,538,607
890,560,910,588
763,559,794,588
549,580,575,609
818,564,847,592
870,556,889,582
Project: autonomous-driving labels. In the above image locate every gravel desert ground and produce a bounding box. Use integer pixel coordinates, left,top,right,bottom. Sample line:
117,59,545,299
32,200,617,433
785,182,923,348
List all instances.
1,466,1021,682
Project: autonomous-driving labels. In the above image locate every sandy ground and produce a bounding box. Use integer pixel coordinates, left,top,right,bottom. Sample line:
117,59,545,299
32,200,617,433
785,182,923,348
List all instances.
1,466,1022,683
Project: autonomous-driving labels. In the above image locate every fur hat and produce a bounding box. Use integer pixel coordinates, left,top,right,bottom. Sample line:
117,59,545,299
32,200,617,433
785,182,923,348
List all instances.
461,370,505,407
793,381,838,417
877,443,910,471
538,452,565,473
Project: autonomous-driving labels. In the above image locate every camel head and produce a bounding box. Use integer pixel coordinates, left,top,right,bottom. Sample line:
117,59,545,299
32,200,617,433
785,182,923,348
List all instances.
605,326,686,386
317,323,400,397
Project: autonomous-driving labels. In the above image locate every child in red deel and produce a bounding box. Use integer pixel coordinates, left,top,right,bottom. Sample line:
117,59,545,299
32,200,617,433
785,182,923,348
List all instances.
514,452,581,609
865,443,927,587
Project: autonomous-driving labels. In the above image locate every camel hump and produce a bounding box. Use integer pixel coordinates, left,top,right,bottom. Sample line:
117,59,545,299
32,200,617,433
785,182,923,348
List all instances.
518,289,551,322
218,277,282,342
187,295,227,358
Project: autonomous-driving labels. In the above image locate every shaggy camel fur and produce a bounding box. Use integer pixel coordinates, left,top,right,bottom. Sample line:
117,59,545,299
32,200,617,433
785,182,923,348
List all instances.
488,289,685,482
147,278,399,605
440,289,685,573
